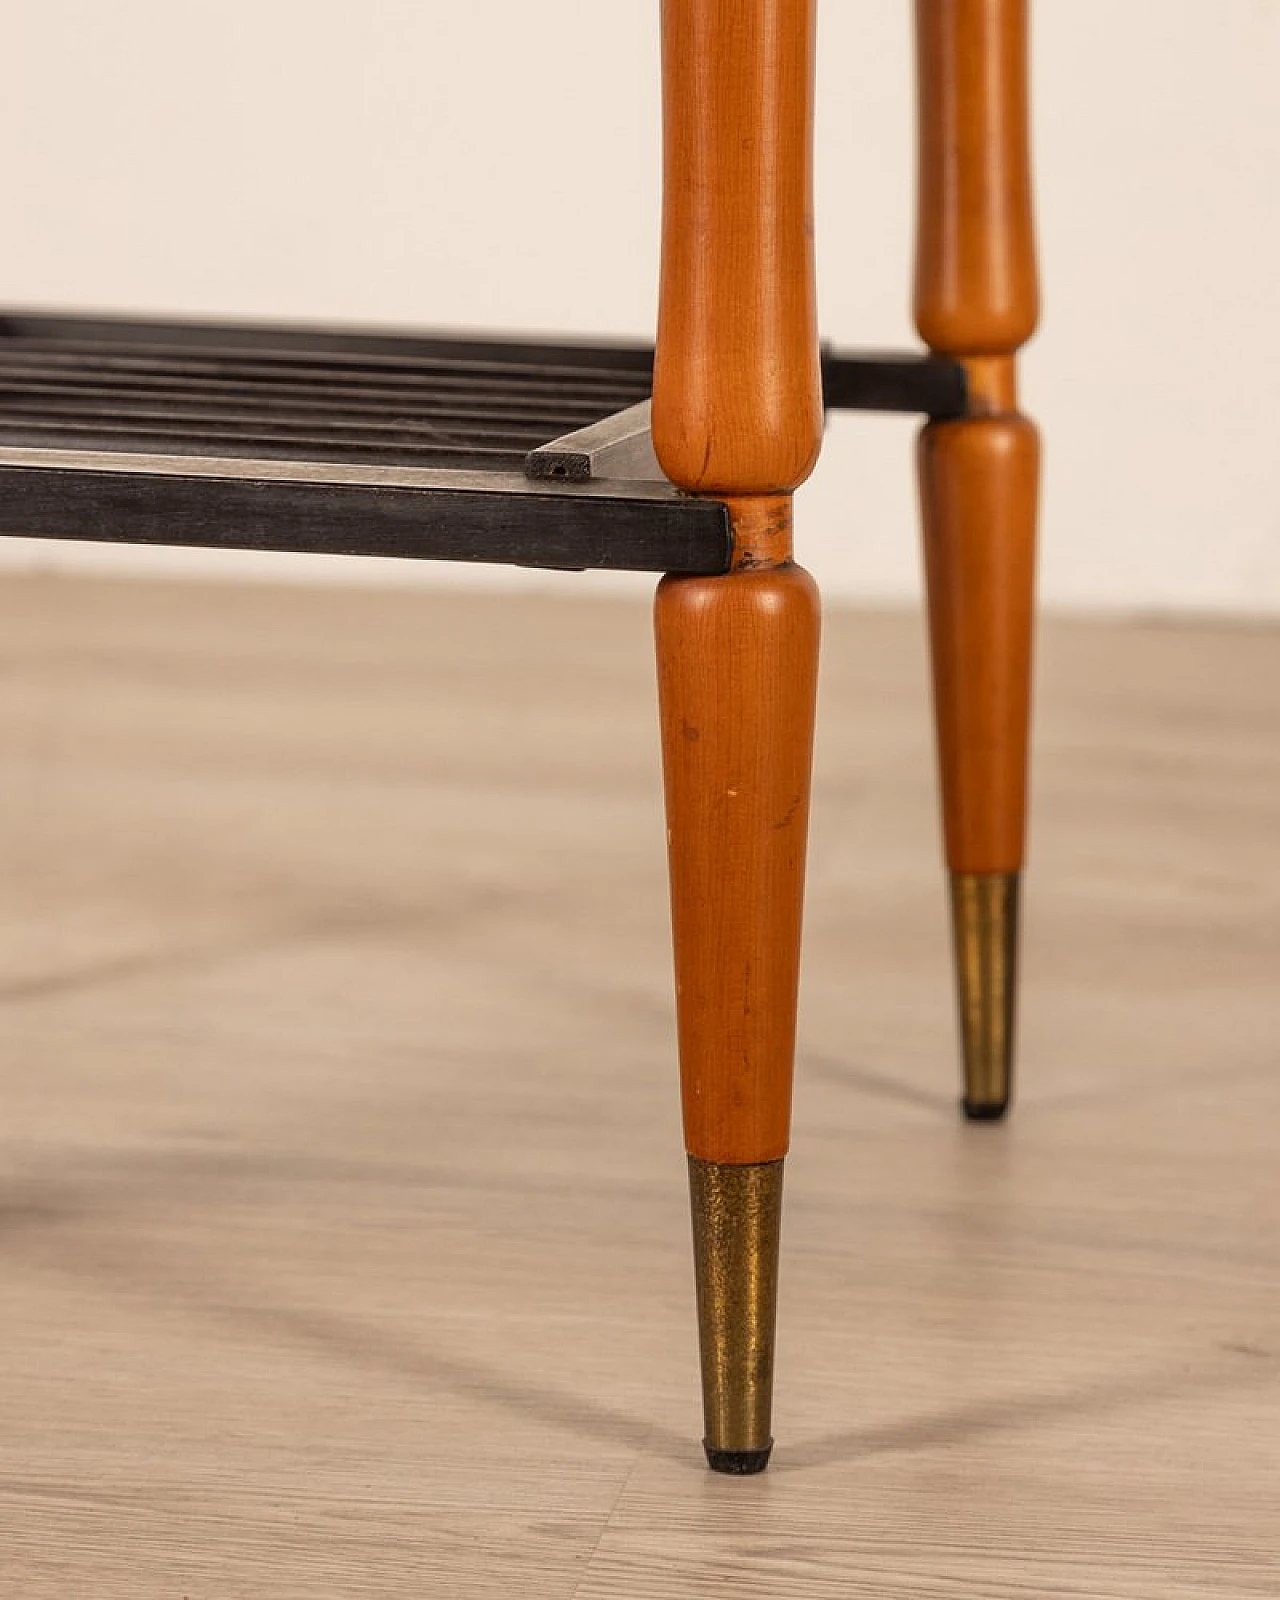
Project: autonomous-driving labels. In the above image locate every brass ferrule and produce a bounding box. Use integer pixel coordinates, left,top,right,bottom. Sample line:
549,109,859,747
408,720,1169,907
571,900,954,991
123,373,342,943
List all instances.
949,871,1021,1119
688,1156,784,1473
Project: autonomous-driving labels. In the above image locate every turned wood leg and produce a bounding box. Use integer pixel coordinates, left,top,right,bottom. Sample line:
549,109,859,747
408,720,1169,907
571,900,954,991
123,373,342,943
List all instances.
655,548,819,1471
914,0,1041,1118
918,416,1039,1116
653,0,821,1469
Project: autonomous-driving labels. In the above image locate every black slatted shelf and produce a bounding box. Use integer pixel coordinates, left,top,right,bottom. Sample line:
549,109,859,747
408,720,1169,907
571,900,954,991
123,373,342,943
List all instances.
0,323,654,470
0,313,729,575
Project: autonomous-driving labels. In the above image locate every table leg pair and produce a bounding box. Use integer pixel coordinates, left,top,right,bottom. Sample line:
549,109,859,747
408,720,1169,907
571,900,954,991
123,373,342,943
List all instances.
652,0,1039,1471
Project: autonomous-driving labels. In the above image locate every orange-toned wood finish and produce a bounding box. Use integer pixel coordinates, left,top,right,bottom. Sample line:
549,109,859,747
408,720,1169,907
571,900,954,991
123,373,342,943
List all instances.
914,0,1040,874
653,0,822,1164
919,417,1039,870
655,561,820,1163
653,0,823,501
914,0,1038,357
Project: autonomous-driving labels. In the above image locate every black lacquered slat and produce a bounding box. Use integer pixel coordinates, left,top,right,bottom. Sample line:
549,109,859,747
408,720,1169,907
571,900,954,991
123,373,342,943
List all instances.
0,371,640,422
0,312,657,375
0,349,650,405
0,425,523,471
0,395,552,443
0,405,548,471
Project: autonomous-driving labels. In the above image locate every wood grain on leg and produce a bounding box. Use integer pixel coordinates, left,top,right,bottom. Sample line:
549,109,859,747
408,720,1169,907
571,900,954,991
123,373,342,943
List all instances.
653,0,822,1469
655,558,820,1167
918,416,1039,875
653,0,821,499
914,0,1041,1118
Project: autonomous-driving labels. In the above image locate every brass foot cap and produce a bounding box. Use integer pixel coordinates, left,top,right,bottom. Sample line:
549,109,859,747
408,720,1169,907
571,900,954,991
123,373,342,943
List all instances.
705,1441,773,1475
949,871,1020,1118
962,1097,1009,1123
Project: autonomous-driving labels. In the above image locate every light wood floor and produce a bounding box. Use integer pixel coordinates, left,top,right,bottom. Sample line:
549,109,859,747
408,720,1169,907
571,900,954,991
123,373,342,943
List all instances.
1,573,1277,1598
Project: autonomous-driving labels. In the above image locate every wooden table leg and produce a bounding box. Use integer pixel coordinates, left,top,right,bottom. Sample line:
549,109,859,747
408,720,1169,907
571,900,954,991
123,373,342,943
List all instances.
653,0,822,1472
914,0,1041,1119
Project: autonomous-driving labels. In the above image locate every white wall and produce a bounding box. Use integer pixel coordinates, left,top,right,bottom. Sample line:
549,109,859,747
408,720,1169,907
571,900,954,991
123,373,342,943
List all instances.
2,1,1277,615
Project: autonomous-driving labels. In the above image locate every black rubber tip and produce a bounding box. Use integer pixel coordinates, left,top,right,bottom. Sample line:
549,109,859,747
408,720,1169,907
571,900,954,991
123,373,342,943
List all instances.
962,1097,1009,1123
704,1441,773,1475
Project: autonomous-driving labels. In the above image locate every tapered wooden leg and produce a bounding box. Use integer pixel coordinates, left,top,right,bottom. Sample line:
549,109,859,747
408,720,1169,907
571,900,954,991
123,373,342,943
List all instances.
918,415,1039,1117
653,0,821,1469
655,555,820,1470
649,0,819,1472
914,0,1040,1118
